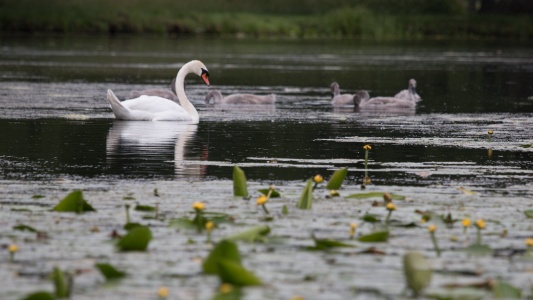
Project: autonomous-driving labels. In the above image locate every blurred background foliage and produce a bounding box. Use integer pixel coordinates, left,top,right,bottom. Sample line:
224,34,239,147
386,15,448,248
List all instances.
0,0,531,40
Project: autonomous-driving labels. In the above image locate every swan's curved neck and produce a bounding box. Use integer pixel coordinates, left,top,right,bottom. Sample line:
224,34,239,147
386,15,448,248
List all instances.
175,62,199,122
206,90,223,104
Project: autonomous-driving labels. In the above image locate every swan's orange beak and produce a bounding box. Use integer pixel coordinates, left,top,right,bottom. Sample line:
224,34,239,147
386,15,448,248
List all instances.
201,68,210,86
201,73,210,86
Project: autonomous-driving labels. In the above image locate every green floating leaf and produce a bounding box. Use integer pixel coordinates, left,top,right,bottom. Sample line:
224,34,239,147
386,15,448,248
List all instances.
203,240,242,275
358,229,389,243
123,222,143,231
296,179,314,210
258,189,280,198
134,204,155,212
463,243,493,257
32,194,45,199
282,205,289,215
233,165,248,198
346,192,406,200
122,196,135,201
403,252,432,297
20,292,56,300
169,218,197,230
426,287,486,300
325,167,348,190
116,226,152,252
224,226,270,243
362,214,381,223
52,267,71,299
492,280,522,299
217,259,262,287
524,210,533,218
13,224,39,233
520,144,532,148
308,235,356,250
95,263,126,281
53,190,96,214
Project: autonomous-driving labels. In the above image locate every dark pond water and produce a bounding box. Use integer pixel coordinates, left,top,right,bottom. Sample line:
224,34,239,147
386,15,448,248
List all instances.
1,36,532,184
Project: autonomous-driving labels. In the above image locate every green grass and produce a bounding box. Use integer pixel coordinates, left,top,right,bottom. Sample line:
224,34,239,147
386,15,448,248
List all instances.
0,0,532,40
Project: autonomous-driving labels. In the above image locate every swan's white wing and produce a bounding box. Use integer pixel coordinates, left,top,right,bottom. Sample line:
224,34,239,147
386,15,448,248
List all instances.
122,96,184,112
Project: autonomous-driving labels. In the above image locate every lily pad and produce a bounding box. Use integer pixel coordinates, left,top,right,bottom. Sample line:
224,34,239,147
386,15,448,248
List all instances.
258,189,280,198
13,224,39,232
95,263,126,281
116,226,152,252
524,210,533,218
203,240,242,275
296,179,314,209
358,229,389,242
20,292,56,300
217,259,262,287
52,190,96,214
362,214,381,223
463,243,493,256
233,165,248,198
134,204,156,212
224,226,270,243
307,235,356,250
325,167,348,190
403,252,432,297
346,192,406,200
492,280,522,298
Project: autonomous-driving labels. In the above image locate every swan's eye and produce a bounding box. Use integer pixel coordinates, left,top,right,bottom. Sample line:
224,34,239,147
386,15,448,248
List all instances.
201,68,209,77
200,68,210,85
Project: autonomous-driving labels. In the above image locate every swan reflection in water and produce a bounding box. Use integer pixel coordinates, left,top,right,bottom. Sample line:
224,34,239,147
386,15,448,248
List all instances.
106,121,207,178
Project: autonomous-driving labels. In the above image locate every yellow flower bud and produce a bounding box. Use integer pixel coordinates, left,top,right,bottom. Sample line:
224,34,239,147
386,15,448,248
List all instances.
475,219,486,229
192,201,205,211
256,195,268,205
386,202,397,211
291,296,305,300
428,224,437,233
329,190,340,197
219,283,233,294
205,221,214,231
350,223,357,237
158,287,169,298
462,218,471,227
313,174,324,183
526,238,533,247
363,144,372,150
488,130,493,135
8,244,18,253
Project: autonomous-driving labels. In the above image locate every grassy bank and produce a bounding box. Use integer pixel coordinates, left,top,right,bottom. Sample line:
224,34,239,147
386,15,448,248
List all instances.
0,0,532,40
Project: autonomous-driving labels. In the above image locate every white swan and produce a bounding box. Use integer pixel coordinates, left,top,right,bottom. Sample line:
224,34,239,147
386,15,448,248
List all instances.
107,60,209,122
330,82,354,106
353,90,416,109
394,78,422,103
130,78,178,102
205,90,276,105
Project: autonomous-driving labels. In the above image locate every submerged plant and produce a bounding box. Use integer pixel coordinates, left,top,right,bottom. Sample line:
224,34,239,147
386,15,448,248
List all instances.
428,225,441,257
8,243,18,262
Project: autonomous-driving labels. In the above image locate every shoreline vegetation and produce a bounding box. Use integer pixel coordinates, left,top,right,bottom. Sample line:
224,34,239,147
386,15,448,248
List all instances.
1,0,532,40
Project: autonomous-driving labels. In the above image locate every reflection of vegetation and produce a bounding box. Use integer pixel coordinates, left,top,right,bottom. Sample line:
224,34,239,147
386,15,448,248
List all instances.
1,0,531,39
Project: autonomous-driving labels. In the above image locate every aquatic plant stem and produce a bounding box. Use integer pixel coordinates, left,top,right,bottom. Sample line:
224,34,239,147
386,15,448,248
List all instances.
430,231,441,257
476,228,482,244
125,204,131,224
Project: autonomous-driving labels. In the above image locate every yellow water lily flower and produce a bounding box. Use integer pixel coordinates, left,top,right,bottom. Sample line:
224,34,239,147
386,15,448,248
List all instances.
192,201,205,211
256,195,268,205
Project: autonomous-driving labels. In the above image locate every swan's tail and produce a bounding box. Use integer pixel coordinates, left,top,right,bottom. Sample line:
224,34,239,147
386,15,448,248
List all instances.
107,89,130,119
